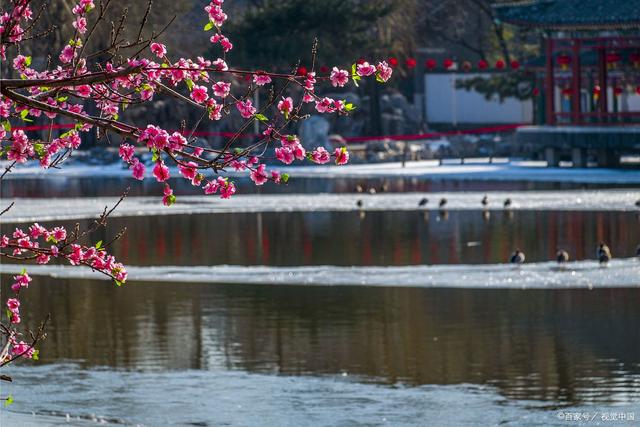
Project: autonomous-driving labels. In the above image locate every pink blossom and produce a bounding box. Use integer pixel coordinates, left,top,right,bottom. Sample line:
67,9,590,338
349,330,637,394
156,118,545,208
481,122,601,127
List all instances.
311,147,331,164
277,97,293,116
204,179,220,194
162,185,175,206
36,253,50,264
212,81,230,98
334,147,349,165
315,97,335,113
236,99,256,119
376,61,393,82
7,298,20,313
12,55,29,71
119,144,135,163
207,99,223,120
72,16,87,34
51,227,67,241
131,160,146,180
249,164,268,185
59,45,76,64
304,72,316,91
150,42,167,58
153,162,170,182
220,181,236,199
271,171,281,184
28,223,46,239
11,273,31,293
330,67,349,87
357,62,376,77
191,85,209,103
168,132,187,149
275,147,295,165
253,73,272,86
291,143,306,160
75,85,91,97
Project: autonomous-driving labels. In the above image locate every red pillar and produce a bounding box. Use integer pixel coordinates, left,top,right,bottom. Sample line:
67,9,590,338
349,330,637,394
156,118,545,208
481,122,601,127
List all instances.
545,38,556,125
571,39,581,124
598,47,608,122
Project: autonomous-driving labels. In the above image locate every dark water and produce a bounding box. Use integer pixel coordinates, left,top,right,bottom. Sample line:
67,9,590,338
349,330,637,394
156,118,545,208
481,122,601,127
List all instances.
6,210,639,267
1,175,628,198
1,278,639,425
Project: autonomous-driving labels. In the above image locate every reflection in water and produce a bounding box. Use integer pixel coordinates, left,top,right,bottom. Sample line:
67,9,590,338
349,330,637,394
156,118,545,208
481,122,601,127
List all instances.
5,277,639,406
6,210,638,267
1,174,627,198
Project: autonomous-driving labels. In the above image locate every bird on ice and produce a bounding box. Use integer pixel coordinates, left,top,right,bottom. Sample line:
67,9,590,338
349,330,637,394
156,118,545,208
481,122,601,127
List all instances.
510,249,525,264
481,195,488,207
418,197,428,207
597,242,612,264
556,249,569,263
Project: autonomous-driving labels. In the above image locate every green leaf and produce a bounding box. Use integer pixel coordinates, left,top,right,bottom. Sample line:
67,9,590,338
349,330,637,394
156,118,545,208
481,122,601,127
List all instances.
95,240,103,249
114,280,123,287
254,113,268,122
4,395,13,407
151,148,159,162
31,350,39,361
112,113,119,121
2,121,10,132
204,22,214,31
185,78,194,91
351,64,361,87
47,235,58,244
19,110,29,120
166,194,176,206
281,173,289,183
56,96,68,103
24,56,32,67
344,102,356,112
20,268,26,275
376,73,385,83
6,309,12,321
234,147,243,154
33,143,45,158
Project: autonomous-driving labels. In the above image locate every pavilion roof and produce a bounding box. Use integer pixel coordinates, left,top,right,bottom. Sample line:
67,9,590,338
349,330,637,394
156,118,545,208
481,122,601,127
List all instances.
493,0,640,30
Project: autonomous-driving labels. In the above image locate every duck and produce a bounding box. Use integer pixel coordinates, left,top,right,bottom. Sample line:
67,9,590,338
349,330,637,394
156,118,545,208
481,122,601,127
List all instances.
597,242,612,264
510,249,525,264
418,197,428,207
368,187,377,195
556,249,569,264
355,184,364,193
439,198,447,209
503,198,512,209
481,195,488,207
356,199,363,209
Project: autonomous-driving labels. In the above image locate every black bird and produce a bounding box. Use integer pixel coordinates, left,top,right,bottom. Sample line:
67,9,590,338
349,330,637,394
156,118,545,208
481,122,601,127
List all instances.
503,198,512,209
439,198,447,209
556,249,570,263
510,249,525,264
481,195,488,207
597,242,612,264
418,197,428,207
356,199,363,209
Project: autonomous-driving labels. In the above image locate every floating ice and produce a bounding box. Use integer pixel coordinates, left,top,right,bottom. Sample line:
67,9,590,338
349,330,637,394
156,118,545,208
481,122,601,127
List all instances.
2,259,639,289
3,189,640,223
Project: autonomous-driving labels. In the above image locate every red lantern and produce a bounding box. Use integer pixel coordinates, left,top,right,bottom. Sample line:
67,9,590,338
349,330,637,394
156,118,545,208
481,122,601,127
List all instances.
443,58,454,70
614,86,623,96
319,65,329,74
557,54,571,70
478,59,488,70
532,87,540,97
510,60,520,70
461,61,472,72
296,66,307,76
388,57,399,67
606,53,621,69
636,86,640,95
495,59,505,70
593,85,601,100
561,87,573,98
405,57,417,69
425,58,437,70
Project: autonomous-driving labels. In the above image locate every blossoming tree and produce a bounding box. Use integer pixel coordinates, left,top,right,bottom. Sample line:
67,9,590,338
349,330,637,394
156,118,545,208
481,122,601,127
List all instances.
0,0,392,392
